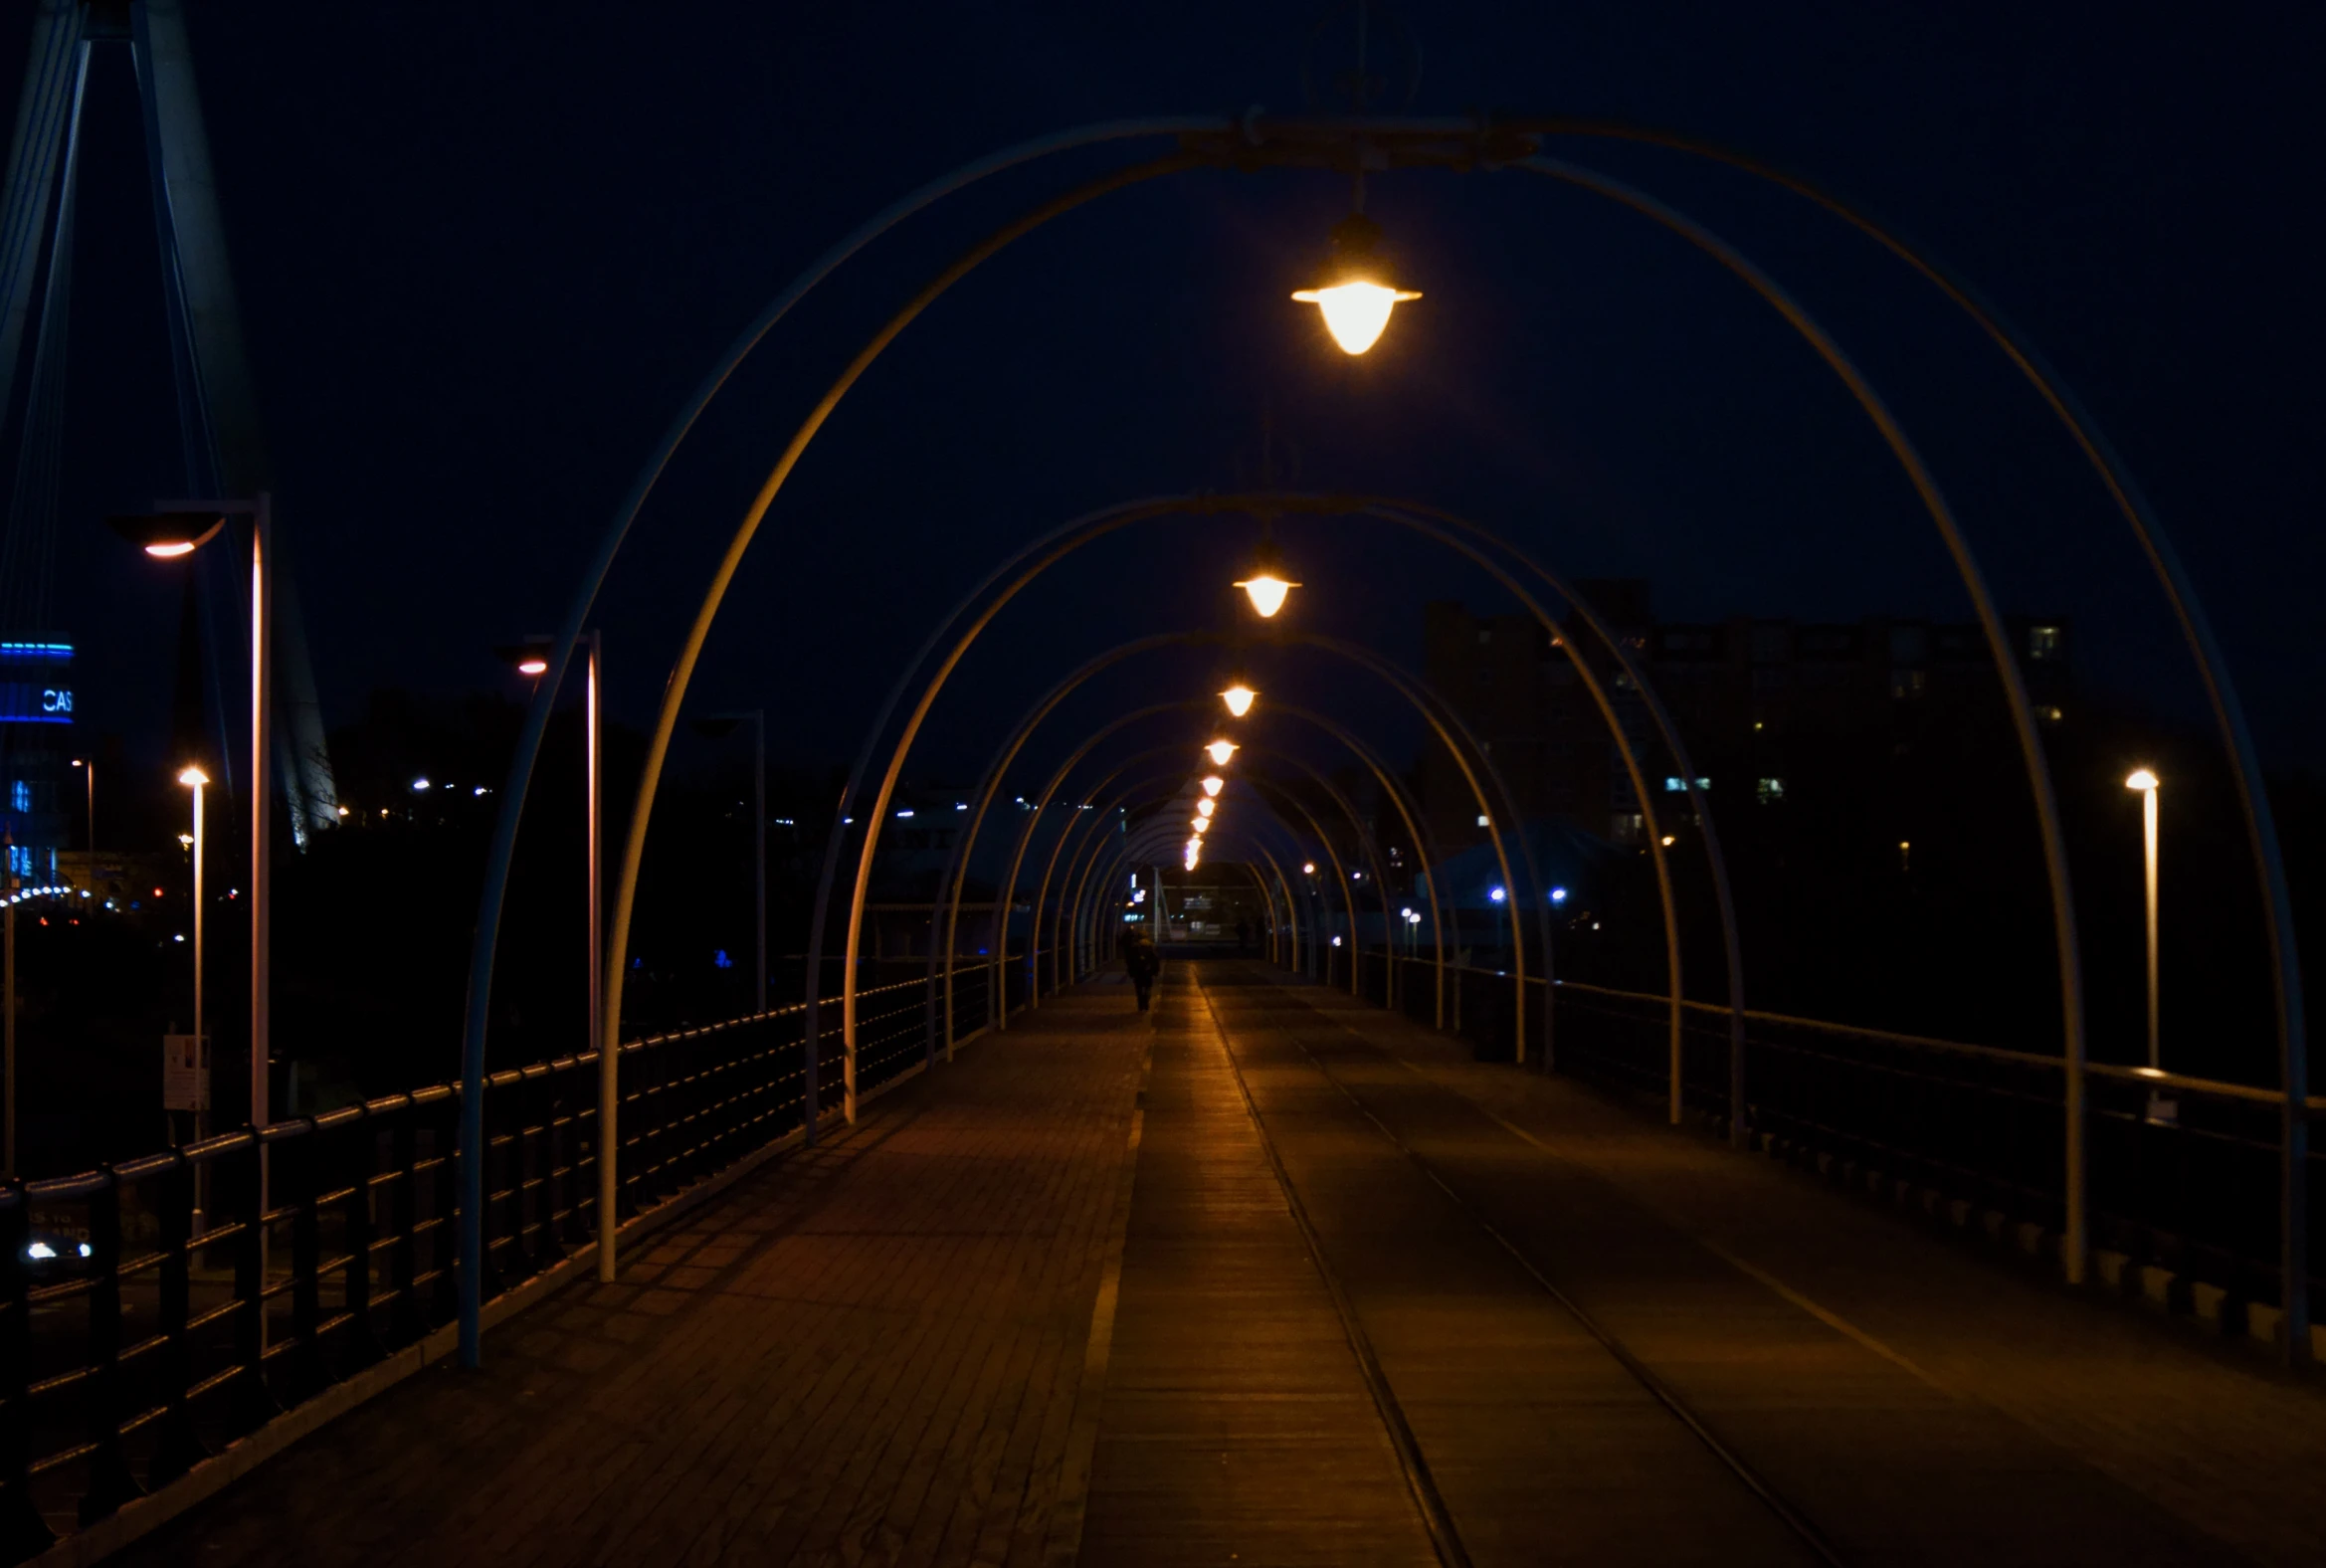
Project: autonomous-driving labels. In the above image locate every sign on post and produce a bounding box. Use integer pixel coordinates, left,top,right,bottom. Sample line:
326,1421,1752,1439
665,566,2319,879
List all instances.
163,1035,210,1112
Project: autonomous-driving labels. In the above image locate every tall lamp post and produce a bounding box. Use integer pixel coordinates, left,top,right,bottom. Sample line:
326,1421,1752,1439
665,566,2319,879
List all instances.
179,766,210,1225
69,758,92,853
107,501,273,1166
502,634,609,1285
2126,768,2163,1077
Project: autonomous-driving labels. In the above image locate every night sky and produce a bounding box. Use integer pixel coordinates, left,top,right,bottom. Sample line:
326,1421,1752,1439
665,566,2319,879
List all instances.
12,1,2324,796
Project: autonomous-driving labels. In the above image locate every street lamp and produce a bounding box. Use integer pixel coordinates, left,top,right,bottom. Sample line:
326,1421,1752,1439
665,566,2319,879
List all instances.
1291,212,1422,355
1195,798,1215,819
1233,540,1300,619
69,758,92,853
1206,739,1238,767
2126,768,2162,1075
1220,683,1257,718
501,633,617,1278
1302,862,1316,876
1191,817,1210,835
1201,775,1224,798
108,499,273,1159
178,766,211,1226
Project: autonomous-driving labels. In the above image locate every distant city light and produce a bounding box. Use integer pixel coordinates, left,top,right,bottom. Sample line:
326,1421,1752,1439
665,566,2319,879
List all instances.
1488,886,1505,902
896,809,914,819
412,778,431,792
1549,886,1569,904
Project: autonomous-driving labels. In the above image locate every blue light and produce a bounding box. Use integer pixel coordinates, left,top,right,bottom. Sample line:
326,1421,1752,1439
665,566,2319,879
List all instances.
1488,886,1506,903
1549,886,1569,904
896,809,914,818
713,949,733,969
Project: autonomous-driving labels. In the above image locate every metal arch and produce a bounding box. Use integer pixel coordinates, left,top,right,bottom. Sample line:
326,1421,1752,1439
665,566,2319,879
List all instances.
1041,765,1314,994
1536,118,2307,1352
924,635,1202,1056
1064,742,1384,996
457,121,1221,1351
1514,154,2093,1280
1060,767,1318,969
1356,501,1738,1128
922,621,1522,1066
1069,744,1377,994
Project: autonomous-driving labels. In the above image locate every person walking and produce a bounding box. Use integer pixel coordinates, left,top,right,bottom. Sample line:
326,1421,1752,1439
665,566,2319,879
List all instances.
1122,928,1161,1013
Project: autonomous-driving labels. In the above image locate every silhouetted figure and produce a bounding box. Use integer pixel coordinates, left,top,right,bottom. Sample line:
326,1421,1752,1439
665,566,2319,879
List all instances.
1122,931,1161,1012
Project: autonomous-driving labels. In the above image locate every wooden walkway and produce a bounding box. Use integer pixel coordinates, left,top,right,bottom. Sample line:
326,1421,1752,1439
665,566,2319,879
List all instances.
109,961,2326,1567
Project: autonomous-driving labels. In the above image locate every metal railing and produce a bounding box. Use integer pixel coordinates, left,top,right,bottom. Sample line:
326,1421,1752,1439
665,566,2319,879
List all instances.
1358,950,2323,1325
0,963,997,1556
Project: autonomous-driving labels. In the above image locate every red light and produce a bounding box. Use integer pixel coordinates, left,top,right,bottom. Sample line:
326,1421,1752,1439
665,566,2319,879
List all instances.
153,887,164,897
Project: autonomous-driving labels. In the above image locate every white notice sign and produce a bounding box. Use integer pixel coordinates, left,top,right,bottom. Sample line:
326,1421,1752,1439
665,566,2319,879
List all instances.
163,1035,211,1112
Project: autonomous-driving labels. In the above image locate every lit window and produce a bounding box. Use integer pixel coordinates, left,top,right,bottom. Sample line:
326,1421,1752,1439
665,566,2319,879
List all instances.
1756,777,1786,805
2028,625,2062,662
8,781,24,812
1889,669,1926,700
1475,814,1490,828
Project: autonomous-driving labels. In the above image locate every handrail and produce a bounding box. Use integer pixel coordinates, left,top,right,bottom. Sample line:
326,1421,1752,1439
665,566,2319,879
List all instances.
1544,971,2326,1111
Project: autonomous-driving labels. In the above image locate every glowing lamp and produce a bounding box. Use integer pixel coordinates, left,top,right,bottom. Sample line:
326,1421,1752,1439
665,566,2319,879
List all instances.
1302,863,1315,875
107,510,227,558
1192,817,1210,835
1233,538,1300,619
2125,768,2159,792
1205,740,1238,767
177,834,193,849
1196,798,1216,819
516,657,549,676
176,766,209,788
1489,886,1506,903
1221,684,1257,718
1291,213,1421,355
1201,776,1224,798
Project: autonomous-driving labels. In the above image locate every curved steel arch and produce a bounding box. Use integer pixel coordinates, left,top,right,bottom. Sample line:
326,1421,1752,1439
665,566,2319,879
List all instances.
475,109,2280,1343
1067,744,1383,995
1549,126,2300,1268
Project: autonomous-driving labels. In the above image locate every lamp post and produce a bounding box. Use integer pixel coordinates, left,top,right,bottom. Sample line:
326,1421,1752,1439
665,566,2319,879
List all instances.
2126,769,2162,1074
69,758,92,853
502,634,610,1281
107,500,272,1164
179,766,210,1226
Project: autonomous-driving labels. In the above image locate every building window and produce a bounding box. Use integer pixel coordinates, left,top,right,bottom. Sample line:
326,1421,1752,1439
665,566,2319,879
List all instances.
1475,814,1490,828
8,781,24,813
1610,812,1645,845
2028,625,2063,661
1661,776,1711,793
1889,669,1926,700
1756,777,1786,805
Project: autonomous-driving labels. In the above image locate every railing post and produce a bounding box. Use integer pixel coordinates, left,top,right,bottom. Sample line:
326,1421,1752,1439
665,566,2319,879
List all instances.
0,1190,54,1560
338,1114,385,1373
387,1105,429,1345
147,1154,210,1486
76,1170,144,1524
285,1129,324,1405
228,1136,281,1436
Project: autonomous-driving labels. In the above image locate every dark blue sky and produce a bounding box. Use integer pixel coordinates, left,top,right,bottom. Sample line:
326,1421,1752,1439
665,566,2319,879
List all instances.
16,0,2325,788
